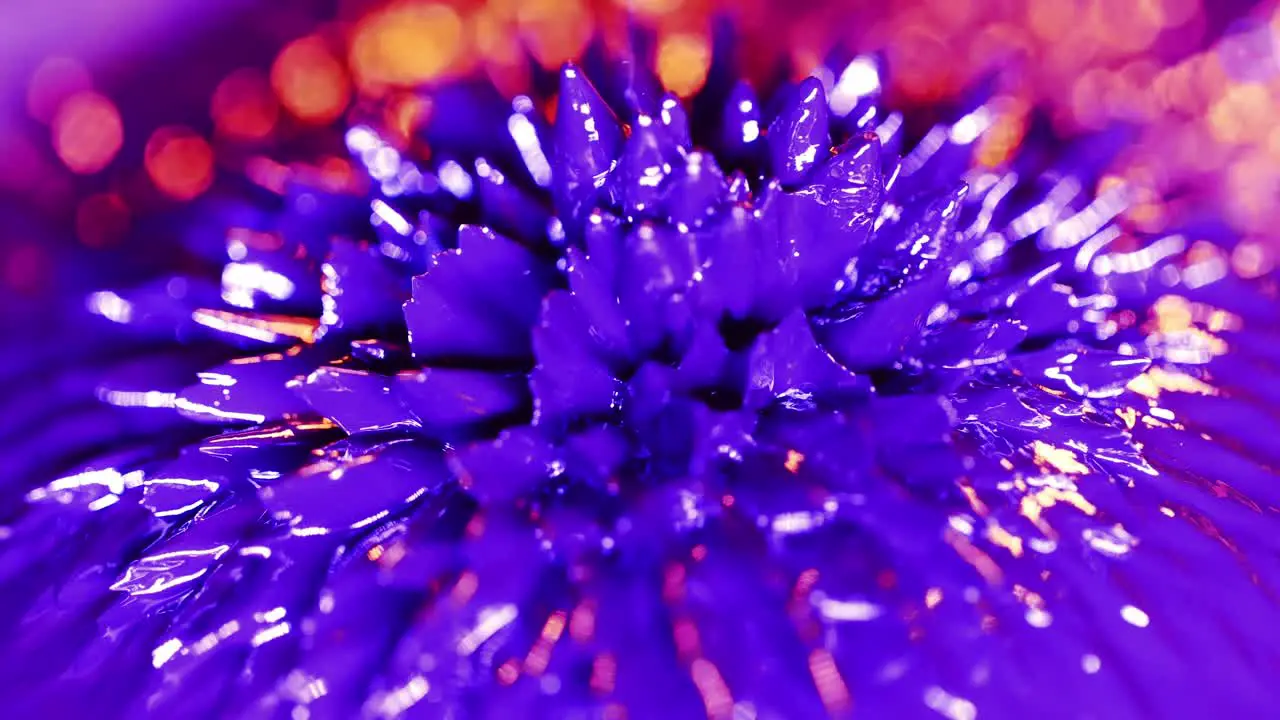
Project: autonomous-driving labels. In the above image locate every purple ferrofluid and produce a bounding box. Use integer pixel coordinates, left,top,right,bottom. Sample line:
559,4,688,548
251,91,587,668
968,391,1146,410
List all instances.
2,42,1279,719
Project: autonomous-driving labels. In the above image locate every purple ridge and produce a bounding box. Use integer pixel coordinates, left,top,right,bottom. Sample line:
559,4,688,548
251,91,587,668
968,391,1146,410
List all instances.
719,80,763,170
553,63,625,233
767,77,832,188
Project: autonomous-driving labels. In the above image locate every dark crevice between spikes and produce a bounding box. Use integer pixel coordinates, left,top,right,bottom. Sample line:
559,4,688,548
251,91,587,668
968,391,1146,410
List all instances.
718,314,775,352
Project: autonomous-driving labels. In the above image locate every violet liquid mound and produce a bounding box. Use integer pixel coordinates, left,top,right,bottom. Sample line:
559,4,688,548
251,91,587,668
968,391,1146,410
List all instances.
2,44,1279,719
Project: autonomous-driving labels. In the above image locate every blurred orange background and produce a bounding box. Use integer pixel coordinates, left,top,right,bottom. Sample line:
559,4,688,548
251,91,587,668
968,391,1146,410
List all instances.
2,0,1279,295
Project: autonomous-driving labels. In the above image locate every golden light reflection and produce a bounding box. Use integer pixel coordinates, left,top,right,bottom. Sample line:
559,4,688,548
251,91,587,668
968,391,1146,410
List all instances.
1018,495,1045,527
377,541,407,568
986,523,1025,557
191,309,319,344
976,97,1029,168
1012,584,1046,609
1032,486,1099,517
1151,295,1193,333
1030,440,1091,475
523,610,566,676
1208,82,1271,144
959,485,989,516
784,449,805,474
1203,309,1242,334
1126,366,1219,399
1142,294,1232,363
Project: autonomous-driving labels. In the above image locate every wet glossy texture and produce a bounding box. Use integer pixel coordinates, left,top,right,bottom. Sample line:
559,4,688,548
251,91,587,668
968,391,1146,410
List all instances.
554,63,625,235
4,41,1280,720
768,77,832,188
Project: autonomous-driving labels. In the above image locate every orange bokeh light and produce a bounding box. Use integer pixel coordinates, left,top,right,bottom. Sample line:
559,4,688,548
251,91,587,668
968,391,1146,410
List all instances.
318,156,360,193
624,0,683,18
383,92,432,144
519,0,593,69
350,2,466,91
28,56,92,124
212,68,279,140
271,35,351,124
52,91,123,175
145,126,215,201
887,22,954,102
472,5,521,66
1208,82,1271,144
657,33,712,98
977,97,1029,167
76,193,131,248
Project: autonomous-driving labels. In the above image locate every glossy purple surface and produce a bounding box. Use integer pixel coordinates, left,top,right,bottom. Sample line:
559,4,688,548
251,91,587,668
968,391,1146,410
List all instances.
2,44,1280,719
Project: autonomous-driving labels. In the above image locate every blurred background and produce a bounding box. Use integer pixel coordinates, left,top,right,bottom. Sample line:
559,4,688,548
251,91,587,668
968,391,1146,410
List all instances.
1,0,1278,307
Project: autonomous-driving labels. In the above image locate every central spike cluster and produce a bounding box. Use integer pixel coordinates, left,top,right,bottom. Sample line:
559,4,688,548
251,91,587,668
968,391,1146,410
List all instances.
2,44,1276,720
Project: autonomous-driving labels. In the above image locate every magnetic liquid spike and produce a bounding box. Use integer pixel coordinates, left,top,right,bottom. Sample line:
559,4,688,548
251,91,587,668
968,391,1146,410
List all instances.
718,80,764,171
552,63,625,236
767,76,832,189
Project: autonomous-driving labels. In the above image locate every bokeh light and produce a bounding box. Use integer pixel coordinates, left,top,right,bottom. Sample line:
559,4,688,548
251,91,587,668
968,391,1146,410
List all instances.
51,90,123,175
271,34,351,124
384,92,432,145
212,68,279,141
27,56,92,124
11,0,1280,242
145,126,214,200
657,32,712,98
518,0,593,69
350,2,467,92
